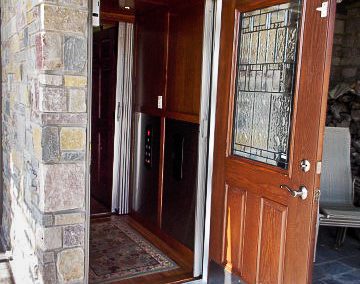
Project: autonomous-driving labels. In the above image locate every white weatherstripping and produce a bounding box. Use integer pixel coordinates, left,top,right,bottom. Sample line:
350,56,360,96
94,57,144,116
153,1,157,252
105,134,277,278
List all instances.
187,0,222,281
85,1,94,283
200,0,222,281
112,22,134,214
193,0,215,277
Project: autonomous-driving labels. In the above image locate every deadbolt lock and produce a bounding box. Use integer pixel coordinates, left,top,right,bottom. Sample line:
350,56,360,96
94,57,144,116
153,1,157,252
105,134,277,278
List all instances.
300,160,311,172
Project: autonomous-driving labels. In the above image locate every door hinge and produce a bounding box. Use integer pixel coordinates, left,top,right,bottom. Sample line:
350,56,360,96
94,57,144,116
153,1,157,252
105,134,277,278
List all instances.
314,189,321,202
316,1,329,18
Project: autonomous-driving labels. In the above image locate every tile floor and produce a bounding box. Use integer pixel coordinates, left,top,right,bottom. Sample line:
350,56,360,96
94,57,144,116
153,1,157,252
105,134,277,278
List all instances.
313,227,360,284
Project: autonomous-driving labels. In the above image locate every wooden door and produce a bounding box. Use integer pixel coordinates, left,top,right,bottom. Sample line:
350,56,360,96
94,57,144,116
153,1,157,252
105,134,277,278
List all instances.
210,0,335,283
91,27,118,211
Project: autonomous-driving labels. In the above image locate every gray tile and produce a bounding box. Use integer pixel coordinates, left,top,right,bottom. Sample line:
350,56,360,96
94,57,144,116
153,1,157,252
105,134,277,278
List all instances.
314,261,354,280
334,270,360,283
314,227,360,284
313,264,331,281
323,279,348,284
341,256,360,270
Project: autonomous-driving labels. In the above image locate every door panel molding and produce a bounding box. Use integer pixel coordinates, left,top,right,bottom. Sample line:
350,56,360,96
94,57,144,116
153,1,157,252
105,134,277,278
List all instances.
222,185,247,273
257,198,288,284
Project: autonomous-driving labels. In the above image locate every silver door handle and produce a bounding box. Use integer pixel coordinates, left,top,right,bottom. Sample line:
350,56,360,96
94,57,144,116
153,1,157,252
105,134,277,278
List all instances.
280,185,308,200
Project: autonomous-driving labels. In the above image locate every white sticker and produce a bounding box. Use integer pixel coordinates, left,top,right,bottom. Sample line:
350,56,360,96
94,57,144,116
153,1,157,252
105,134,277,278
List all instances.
92,0,100,27
158,96,163,109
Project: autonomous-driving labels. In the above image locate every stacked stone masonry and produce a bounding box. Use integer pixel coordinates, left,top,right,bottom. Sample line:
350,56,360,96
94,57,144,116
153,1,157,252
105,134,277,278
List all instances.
328,2,360,204
330,2,360,88
1,0,88,283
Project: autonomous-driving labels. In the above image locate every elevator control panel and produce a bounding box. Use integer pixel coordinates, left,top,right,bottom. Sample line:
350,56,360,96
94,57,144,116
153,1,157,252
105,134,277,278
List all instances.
144,125,153,168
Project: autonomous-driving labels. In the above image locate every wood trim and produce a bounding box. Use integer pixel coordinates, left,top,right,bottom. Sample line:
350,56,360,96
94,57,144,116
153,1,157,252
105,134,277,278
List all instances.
136,109,200,125
138,0,168,6
157,11,169,229
90,212,113,219
157,117,166,227
225,10,240,158
169,0,205,11
166,111,200,124
101,11,135,23
234,0,290,13
163,11,170,110
130,211,195,262
139,107,163,117
256,198,288,283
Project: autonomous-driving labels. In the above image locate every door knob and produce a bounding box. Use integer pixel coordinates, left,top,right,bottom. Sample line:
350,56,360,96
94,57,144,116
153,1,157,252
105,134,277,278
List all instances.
280,185,308,200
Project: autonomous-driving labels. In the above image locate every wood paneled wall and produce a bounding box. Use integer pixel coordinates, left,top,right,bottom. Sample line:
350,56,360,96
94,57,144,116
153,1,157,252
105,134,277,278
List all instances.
131,0,204,256
134,0,205,124
134,7,169,116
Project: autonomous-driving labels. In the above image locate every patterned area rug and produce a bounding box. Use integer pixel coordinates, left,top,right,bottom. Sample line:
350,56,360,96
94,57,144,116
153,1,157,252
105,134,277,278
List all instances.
89,219,178,283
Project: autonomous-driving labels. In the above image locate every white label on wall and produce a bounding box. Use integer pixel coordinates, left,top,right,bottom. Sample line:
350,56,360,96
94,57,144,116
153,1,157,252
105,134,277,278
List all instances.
93,0,100,27
158,96,163,109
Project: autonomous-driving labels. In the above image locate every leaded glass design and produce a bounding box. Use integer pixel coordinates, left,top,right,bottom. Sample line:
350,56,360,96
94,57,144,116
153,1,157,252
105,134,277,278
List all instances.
232,1,302,169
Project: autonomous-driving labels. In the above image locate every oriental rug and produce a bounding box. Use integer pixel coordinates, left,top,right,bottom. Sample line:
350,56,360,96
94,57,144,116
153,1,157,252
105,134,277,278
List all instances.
89,219,178,283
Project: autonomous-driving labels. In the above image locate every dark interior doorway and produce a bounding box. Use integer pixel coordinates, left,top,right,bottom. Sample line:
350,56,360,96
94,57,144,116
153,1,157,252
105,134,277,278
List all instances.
91,25,118,215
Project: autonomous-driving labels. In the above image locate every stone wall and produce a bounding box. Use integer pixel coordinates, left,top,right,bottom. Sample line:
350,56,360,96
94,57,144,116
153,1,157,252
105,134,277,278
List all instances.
1,0,89,283
330,2,360,89
328,1,360,205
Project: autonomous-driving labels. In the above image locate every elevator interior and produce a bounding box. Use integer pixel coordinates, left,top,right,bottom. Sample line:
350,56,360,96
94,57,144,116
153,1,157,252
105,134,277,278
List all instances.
89,0,207,283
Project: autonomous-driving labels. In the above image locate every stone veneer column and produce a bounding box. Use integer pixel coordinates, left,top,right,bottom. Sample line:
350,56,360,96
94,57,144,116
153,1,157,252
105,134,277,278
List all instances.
1,0,89,283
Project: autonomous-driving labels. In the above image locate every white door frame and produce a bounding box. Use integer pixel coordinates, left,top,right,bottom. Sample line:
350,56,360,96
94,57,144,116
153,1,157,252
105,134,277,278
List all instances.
193,0,222,278
198,0,222,281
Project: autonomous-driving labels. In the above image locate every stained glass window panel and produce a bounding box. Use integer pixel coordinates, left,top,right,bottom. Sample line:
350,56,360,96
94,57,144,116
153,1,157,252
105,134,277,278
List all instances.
232,1,302,169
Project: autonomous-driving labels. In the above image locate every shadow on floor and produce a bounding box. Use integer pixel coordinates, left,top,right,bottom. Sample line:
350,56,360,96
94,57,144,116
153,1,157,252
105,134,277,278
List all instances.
313,227,360,284
207,261,243,284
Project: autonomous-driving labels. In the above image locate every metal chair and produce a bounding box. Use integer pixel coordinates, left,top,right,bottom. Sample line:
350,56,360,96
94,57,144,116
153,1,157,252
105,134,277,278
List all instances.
319,127,360,248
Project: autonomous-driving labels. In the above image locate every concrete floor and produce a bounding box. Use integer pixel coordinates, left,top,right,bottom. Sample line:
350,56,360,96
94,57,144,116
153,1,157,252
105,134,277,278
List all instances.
313,227,360,284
